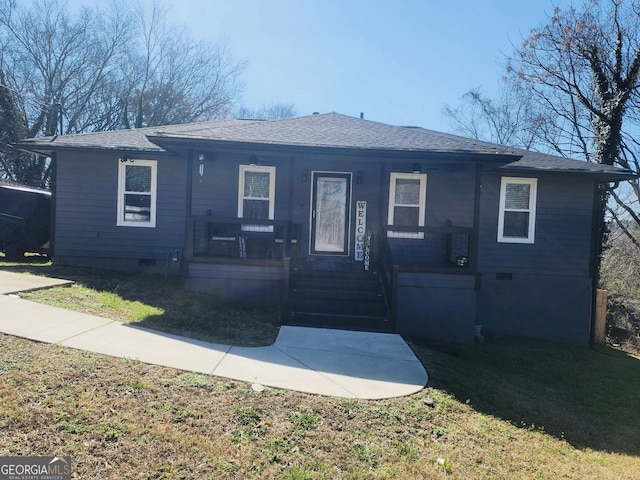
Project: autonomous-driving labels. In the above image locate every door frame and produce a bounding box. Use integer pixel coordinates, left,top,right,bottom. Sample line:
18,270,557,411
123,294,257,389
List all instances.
309,171,352,256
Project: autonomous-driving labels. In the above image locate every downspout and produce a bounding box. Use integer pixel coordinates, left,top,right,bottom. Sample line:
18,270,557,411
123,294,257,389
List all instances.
48,152,57,259
470,162,482,282
588,179,607,348
182,150,194,274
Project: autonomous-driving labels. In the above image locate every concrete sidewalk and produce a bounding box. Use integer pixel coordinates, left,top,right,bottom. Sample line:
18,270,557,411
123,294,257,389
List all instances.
0,270,73,294
0,270,427,399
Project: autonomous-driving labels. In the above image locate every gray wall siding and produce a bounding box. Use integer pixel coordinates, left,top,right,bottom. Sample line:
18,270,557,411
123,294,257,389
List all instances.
476,172,596,345
424,167,476,228
395,273,476,344
185,262,283,305
54,151,187,269
477,274,592,345
386,165,476,265
191,153,291,218
478,173,595,276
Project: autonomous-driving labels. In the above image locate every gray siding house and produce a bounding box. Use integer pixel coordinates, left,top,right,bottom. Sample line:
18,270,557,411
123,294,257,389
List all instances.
17,113,634,345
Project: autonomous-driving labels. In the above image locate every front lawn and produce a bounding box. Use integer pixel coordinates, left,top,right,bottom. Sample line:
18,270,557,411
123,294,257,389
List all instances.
1,258,280,346
1,260,639,478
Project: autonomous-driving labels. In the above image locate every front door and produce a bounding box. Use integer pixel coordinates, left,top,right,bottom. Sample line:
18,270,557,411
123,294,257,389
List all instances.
310,172,351,255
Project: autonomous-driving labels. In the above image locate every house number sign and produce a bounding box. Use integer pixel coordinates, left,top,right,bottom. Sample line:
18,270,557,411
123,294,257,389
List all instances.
355,201,366,261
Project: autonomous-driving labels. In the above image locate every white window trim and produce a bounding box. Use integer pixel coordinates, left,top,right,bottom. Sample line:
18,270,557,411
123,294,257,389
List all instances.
497,176,537,244
387,172,427,239
238,165,276,231
117,159,157,228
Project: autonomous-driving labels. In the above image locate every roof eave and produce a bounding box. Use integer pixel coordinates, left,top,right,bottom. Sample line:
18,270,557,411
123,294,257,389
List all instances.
13,142,168,157
501,164,638,182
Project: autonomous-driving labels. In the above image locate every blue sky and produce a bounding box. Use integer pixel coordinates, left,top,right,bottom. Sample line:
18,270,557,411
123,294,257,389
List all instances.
91,0,581,131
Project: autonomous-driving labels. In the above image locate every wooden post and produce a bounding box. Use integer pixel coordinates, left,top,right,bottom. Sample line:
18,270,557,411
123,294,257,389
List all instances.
281,257,291,325
594,289,608,345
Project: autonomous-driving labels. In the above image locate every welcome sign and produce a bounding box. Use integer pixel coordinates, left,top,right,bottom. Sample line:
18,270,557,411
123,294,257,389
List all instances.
355,201,366,261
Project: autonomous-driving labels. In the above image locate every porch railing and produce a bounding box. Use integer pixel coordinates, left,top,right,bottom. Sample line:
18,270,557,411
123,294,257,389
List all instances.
377,222,478,330
185,216,300,263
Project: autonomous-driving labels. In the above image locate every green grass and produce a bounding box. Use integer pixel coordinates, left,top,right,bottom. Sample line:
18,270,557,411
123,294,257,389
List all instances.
1,259,639,478
413,337,640,455
0,257,280,346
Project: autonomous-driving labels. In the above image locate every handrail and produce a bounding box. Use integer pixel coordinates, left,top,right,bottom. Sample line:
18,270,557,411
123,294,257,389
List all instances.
186,216,300,262
376,221,478,326
381,224,474,235
377,225,397,327
189,215,291,227
378,224,476,271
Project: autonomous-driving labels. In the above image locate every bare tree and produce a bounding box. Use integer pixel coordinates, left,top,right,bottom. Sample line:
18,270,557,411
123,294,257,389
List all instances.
444,0,640,250
0,0,135,137
0,0,246,187
0,0,135,186
123,1,245,128
443,79,549,150
235,103,298,120
0,68,33,183
509,0,640,247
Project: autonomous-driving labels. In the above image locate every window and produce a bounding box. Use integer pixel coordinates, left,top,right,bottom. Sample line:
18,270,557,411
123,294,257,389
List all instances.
117,160,157,227
497,177,537,243
387,172,427,238
238,165,275,231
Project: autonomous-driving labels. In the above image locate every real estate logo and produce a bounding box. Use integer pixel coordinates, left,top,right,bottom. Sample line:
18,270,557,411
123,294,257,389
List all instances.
0,456,71,480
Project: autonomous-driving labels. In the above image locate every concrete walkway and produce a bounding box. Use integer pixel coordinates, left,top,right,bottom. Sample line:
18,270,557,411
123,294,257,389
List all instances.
0,270,427,399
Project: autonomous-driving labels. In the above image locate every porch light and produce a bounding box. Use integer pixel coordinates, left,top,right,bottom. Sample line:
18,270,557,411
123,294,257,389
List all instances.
412,163,421,174
198,154,205,177
119,155,132,163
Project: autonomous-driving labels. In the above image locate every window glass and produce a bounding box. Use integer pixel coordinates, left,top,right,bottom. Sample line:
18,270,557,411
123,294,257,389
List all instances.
243,199,269,219
244,171,270,198
393,206,420,226
125,165,152,193
505,183,530,210
394,179,420,205
503,211,530,238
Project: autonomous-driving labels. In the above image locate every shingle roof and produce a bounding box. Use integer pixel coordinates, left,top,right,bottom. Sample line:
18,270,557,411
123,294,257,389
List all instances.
150,112,516,155
16,119,255,152
16,112,635,179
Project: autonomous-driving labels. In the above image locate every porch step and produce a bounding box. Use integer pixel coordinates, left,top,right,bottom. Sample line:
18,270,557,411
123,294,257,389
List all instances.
290,297,387,316
288,312,392,333
291,273,381,292
287,265,390,332
291,288,383,303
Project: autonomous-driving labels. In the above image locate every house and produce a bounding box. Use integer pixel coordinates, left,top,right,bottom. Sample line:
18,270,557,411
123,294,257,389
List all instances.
17,113,635,345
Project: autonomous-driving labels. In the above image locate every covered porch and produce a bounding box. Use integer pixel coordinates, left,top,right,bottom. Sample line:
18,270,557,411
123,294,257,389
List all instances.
183,215,479,343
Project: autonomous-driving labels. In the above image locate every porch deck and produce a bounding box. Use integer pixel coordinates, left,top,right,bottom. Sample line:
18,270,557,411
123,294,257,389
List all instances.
184,217,478,339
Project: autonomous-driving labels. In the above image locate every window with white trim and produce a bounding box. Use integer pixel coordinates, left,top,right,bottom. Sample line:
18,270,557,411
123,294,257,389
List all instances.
387,172,427,239
238,165,275,232
497,177,537,243
117,159,157,227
